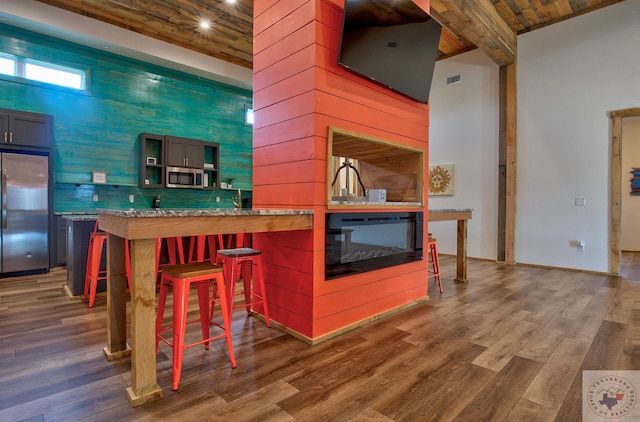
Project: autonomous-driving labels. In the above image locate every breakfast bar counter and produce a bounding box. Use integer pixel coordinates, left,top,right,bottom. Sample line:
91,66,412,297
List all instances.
97,208,313,406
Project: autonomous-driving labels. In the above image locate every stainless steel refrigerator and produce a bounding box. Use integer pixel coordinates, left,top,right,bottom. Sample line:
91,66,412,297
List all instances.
1,152,49,273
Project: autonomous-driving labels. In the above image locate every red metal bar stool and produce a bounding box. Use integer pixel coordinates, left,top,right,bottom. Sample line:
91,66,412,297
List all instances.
156,262,236,390
83,221,107,307
187,233,248,263
84,221,132,307
187,235,223,263
155,237,185,281
211,247,270,327
427,233,443,293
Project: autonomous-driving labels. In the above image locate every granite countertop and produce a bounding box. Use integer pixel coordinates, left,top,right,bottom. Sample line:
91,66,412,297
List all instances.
96,208,314,217
58,213,99,221
56,211,99,215
61,209,466,218
428,208,474,212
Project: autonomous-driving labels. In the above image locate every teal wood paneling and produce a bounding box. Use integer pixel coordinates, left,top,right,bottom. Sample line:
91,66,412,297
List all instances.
0,24,252,212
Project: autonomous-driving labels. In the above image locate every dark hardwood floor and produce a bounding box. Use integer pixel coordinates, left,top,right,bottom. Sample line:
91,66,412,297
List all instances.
0,253,638,421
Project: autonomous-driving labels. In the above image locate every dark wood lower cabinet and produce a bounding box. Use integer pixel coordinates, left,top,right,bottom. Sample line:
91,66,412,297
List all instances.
55,216,67,266
65,218,104,296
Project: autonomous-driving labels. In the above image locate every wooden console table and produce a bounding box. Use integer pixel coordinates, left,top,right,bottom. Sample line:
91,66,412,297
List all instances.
97,208,313,407
428,209,473,283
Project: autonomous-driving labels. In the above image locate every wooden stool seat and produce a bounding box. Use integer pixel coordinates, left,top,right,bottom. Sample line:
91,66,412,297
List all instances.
213,247,271,327
427,235,443,294
156,262,236,390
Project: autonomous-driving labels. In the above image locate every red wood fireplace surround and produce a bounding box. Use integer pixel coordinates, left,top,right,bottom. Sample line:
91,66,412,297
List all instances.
252,0,432,343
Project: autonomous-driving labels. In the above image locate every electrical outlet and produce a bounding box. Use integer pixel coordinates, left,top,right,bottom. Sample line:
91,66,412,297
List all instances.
92,194,98,202
129,194,135,203
578,241,585,251
216,196,220,203
575,197,586,206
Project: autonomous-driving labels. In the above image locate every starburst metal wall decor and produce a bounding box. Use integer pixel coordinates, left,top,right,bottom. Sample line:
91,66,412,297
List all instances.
429,163,454,196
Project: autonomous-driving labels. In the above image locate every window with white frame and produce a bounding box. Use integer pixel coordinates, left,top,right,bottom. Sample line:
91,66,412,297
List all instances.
245,105,254,126
0,52,87,91
0,55,15,76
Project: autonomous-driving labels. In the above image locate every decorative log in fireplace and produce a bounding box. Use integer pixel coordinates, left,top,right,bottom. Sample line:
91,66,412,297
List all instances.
325,212,423,280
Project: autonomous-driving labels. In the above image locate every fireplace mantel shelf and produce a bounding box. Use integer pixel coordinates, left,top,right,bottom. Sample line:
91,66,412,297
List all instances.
329,201,422,207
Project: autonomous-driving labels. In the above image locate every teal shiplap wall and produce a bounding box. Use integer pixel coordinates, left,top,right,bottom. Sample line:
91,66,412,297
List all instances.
0,24,252,212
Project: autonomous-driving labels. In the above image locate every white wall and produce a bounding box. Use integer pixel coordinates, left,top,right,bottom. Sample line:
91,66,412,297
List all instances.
428,49,499,260
622,119,640,251
516,0,636,271
429,0,637,272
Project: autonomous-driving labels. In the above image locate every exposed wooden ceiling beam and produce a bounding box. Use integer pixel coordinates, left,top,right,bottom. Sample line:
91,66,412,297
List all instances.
430,0,517,66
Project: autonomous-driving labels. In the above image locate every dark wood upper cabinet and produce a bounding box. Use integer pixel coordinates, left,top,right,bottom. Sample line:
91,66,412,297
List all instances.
166,135,203,169
139,133,165,188
139,132,218,190
0,110,52,148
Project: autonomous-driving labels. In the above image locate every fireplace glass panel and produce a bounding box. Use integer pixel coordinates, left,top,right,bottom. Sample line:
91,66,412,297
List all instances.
326,212,423,280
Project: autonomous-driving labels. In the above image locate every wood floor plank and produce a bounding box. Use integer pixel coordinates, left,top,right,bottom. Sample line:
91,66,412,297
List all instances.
566,287,617,343
629,301,640,369
504,398,558,421
556,293,593,320
454,356,544,421
605,290,637,324
504,282,556,311
554,320,629,421
0,253,636,421
278,331,423,419
169,379,297,421
351,407,395,421
620,326,638,370
366,340,489,421
376,362,495,422
516,327,566,363
521,338,591,410
472,319,540,371
524,293,571,326
0,374,128,422
468,309,531,347
579,320,628,371
217,333,365,402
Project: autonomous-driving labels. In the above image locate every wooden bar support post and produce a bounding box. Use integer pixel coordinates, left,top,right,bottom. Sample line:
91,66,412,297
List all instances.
104,233,130,360
455,219,469,283
125,238,162,406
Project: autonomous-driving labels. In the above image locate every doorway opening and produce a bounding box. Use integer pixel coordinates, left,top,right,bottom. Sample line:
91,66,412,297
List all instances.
609,107,640,275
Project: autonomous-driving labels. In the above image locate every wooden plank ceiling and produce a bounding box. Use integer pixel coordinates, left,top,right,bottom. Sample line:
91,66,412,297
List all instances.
35,0,623,69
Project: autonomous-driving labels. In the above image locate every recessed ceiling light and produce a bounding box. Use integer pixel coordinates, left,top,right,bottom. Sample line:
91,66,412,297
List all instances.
200,20,210,29
226,0,237,4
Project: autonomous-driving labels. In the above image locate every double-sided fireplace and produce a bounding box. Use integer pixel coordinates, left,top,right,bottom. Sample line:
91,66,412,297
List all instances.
325,212,423,280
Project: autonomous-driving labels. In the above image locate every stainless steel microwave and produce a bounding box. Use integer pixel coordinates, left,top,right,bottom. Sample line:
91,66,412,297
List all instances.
166,166,204,189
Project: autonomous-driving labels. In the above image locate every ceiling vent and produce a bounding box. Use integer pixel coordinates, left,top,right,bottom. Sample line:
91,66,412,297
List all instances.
446,74,461,85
